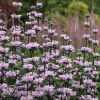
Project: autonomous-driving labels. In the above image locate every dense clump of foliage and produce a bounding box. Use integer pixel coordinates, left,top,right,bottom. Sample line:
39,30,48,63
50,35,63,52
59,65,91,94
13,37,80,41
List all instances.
1,0,100,17
0,1,100,100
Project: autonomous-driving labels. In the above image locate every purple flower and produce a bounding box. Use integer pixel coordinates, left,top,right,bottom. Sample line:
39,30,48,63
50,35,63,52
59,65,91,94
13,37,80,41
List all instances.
83,34,91,40
25,42,39,49
0,46,9,53
12,2,22,8
48,29,55,34
23,64,33,70
93,28,98,34
35,12,43,18
0,36,9,41
12,30,21,35
59,74,72,81
36,2,43,8
44,71,56,78
32,90,44,97
61,45,75,52
43,85,54,94
11,14,21,19
34,78,44,84
11,41,22,47
0,31,6,35
84,21,90,27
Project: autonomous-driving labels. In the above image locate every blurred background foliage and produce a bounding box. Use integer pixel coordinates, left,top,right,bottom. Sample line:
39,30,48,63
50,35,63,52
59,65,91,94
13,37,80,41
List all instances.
0,0,100,25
